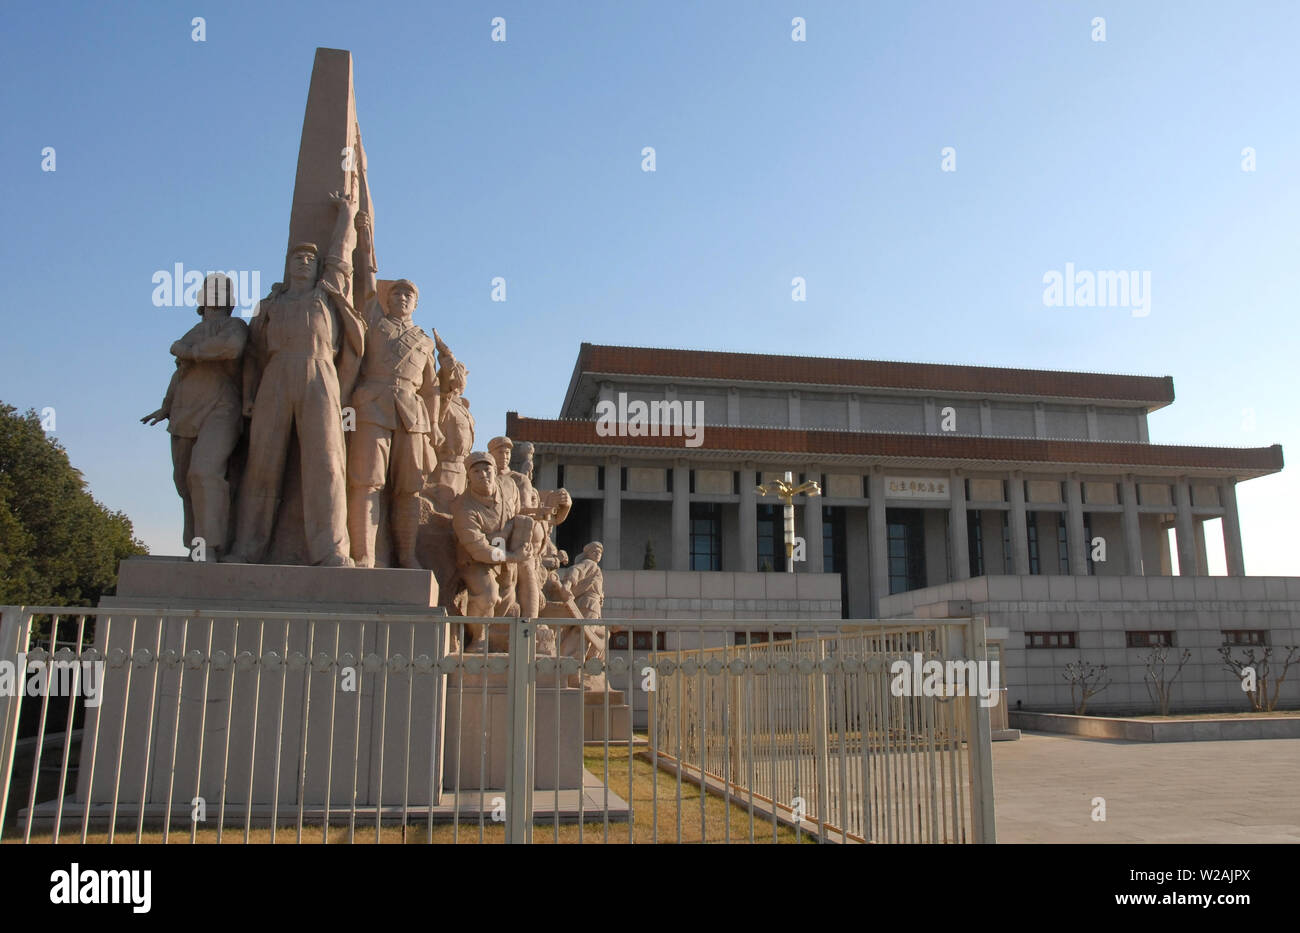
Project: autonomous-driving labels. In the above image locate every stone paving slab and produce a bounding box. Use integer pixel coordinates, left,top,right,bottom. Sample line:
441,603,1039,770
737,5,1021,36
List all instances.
993,733,1300,843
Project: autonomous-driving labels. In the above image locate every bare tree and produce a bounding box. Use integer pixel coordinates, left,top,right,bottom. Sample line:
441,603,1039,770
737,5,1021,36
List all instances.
1062,658,1112,715
1219,645,1300,712
1140,646,1192,715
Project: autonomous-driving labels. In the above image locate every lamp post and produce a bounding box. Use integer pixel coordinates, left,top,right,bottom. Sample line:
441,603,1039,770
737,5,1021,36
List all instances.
756,470,822,572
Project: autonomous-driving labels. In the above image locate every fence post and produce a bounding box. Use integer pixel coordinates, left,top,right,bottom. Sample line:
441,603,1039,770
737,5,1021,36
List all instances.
504,620,534,844
963,617,997,843
0,607,33,835
812,638,830,840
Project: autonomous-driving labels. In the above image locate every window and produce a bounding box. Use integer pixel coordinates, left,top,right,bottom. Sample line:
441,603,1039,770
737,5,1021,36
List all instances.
690,502,721,570
1001,512,1012,573
1026,511,1040,575
1126,631,1174,648
1026,631,1077,649
1223,630,1267,646
823,506,848,617
887,508,926,594
609,630,666,651
756,504,780,572
735,630,793,645
968,510,985,577
1083,513,1095,575
1056,514,1069,575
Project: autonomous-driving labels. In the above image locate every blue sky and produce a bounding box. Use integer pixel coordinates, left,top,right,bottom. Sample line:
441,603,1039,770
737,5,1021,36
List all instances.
1,1,1296,572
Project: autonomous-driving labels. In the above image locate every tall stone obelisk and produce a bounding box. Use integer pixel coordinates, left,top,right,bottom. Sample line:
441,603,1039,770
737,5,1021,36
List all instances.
284,47,376,287
264,48,377,564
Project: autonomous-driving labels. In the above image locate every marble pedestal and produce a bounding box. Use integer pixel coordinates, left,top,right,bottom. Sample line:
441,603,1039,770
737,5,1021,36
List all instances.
443,668,583,792
78,558,447,816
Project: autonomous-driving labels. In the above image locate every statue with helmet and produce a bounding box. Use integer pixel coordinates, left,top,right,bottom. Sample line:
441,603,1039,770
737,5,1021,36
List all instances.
343,210,443,569
141,272,249,562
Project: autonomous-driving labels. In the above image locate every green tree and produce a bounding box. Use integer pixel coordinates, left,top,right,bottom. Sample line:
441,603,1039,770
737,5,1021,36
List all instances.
0,404,147,607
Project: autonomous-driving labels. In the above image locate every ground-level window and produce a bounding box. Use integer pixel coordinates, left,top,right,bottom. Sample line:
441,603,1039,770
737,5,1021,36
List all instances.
1026,511,1041,574
1126,630,1174,648
887,508,926,594
1001,512,1012,573
968,510,984,577
690,502,721,571
1222,630,1267,646
609,630,667,651
1083,513,1095,575
734,630,793,645
1025,631,1077,649
756,503,780,572
1056,513,1069,574
822,505,848,618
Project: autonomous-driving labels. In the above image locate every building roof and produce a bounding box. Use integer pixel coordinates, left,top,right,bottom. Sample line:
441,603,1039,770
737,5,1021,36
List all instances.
506,413,1283,479
561,343,1177,414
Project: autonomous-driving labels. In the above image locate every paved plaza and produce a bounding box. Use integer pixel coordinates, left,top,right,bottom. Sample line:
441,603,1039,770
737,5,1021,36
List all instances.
993,732,1300,843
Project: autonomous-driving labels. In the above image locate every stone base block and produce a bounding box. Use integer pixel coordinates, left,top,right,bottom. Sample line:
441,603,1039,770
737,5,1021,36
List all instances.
106,556,442,613
583,695,632,743
443,668,583,791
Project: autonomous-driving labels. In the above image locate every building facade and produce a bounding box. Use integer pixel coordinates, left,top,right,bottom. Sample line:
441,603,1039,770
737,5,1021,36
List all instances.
508,344,1294,714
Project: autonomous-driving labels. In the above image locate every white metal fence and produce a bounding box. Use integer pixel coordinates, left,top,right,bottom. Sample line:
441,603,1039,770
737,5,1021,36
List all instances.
0,607,994,844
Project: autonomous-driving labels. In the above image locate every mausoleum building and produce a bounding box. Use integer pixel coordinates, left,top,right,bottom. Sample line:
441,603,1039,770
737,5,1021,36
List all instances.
509,344,1294,714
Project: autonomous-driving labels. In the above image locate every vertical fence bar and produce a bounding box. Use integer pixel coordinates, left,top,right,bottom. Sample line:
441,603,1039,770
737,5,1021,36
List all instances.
106,617,138,845
295,621,315,844
52,614,88,843
243,620,266,844
504,621,532,844
162,617,189,844
965,618,996,843
23,614,59,843
0,608,34,840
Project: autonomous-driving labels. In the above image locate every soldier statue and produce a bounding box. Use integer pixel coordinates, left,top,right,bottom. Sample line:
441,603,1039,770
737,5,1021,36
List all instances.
141,273,249,561
344,273,441,568
227,190,363,566
451,452,537,645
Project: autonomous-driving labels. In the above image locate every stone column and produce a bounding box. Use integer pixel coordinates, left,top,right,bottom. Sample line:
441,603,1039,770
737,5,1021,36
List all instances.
979,400,991,435
739,461,757,573
1085,405,1098,440
602,456,621,570
1174,478,1199,576
848,394,862,431
537,453,558,492
671,459,689,571
803,494,824,573
1065,473,1087,575
1220,478,1246,576
788,391,801,429
1120,474,1144,575
727,387,740,424
868,469,888,615
1033,403,1046,438
1194,518,1209,576
949,470,970,581
1008,471,1030,575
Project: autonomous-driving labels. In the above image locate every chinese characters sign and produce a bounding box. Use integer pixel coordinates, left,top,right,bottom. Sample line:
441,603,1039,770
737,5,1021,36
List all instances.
885,476,949,499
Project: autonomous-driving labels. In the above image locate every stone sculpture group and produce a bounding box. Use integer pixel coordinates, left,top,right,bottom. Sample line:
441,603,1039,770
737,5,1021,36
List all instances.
142,186,604,661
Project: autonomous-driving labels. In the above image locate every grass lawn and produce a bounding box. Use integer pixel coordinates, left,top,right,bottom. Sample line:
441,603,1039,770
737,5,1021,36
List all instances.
12,745,811,844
